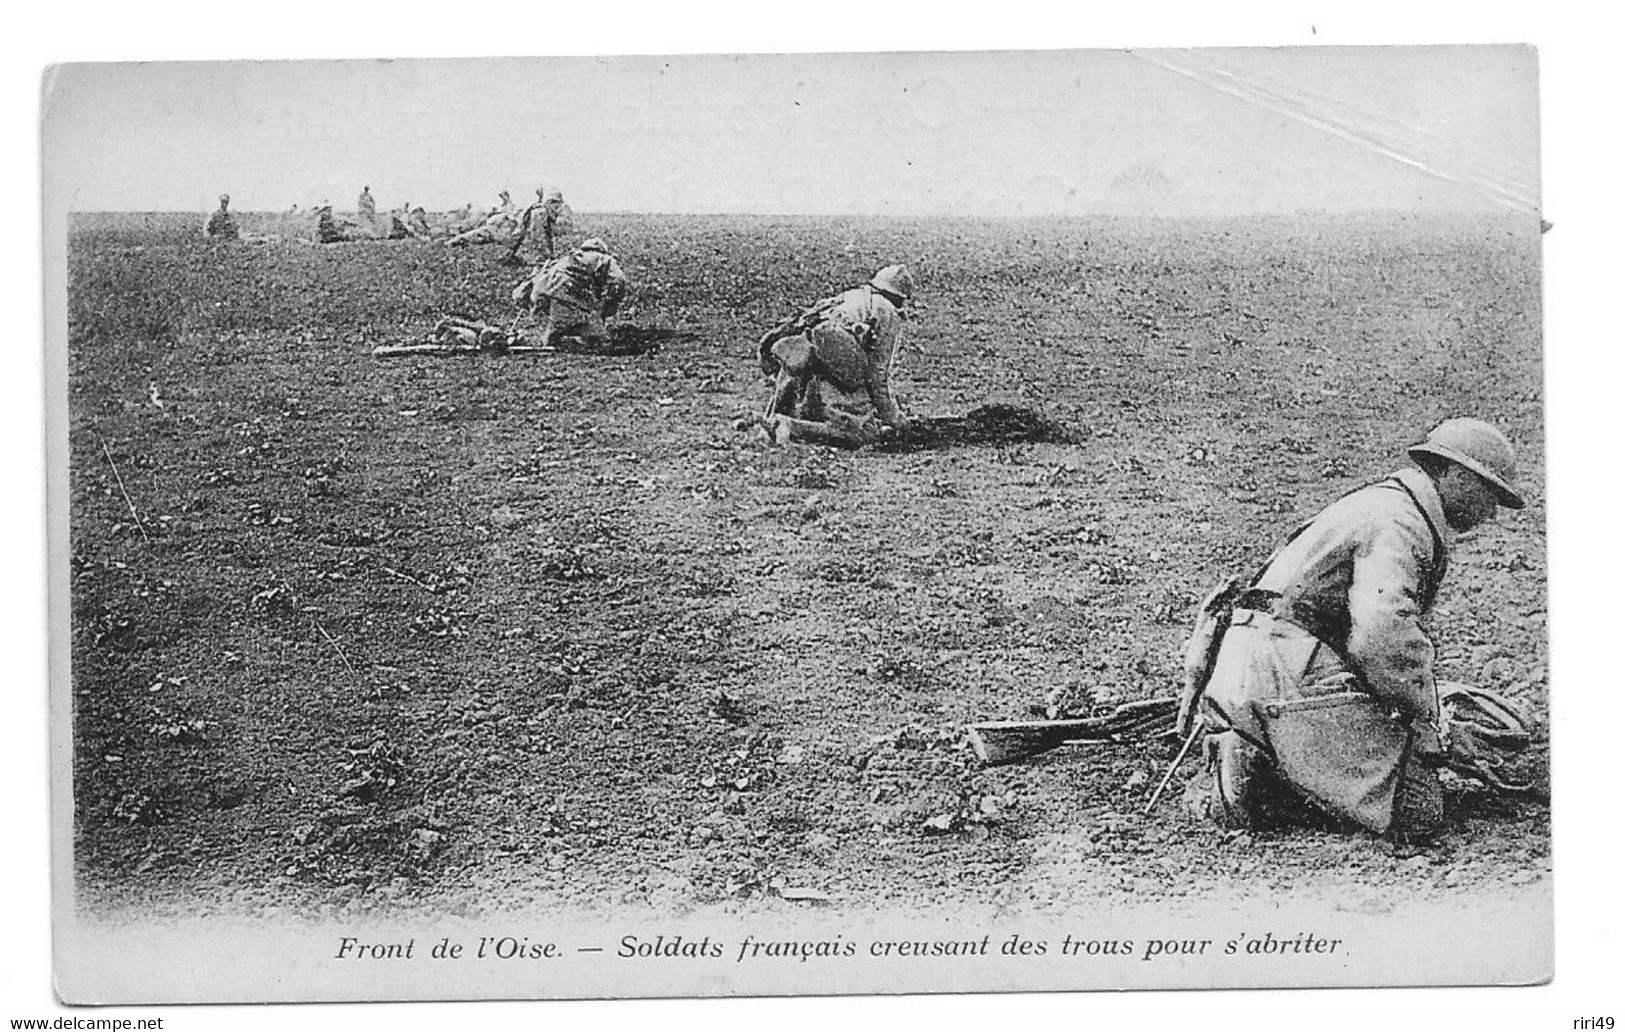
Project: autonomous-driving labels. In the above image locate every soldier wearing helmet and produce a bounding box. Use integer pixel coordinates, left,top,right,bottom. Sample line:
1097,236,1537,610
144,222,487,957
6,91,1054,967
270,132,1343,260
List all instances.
505,186,572,264
446,190,523,248
205,194,239,240
512,236,629,350
1184,418,1528,842
744,264,917,447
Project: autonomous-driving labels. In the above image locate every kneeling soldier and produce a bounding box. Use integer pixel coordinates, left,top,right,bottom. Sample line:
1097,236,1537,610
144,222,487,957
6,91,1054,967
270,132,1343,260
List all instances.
512,237,628,349
748,264,915,447
505,187,570,264
1186,418,1528,842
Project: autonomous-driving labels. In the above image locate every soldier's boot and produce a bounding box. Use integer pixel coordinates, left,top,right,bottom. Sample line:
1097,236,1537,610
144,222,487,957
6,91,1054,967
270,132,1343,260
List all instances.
760,415,793,447
1389,760,1445,844
1189,731,1273,831
764,371,799,421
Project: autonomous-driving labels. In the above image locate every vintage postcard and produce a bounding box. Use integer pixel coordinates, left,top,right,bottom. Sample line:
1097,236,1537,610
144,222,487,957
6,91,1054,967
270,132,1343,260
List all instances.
44,46,1549,1003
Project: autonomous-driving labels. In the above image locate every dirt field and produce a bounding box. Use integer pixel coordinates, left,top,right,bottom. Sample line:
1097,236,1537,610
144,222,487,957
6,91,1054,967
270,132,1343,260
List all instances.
66,211,1548,921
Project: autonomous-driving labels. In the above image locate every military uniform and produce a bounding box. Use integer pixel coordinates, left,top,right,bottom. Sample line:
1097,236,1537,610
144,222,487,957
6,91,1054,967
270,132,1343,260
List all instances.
446,195,519,247
1195,466,1453,837
440,204,480,237
387,206,433,241
758,285,908,446
315,207,367,244
507,194,571,262
205,207,239,240
516,241,628,348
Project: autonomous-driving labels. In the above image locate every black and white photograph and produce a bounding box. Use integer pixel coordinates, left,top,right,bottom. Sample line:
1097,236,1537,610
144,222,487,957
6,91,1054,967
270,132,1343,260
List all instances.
39,32,1571,1010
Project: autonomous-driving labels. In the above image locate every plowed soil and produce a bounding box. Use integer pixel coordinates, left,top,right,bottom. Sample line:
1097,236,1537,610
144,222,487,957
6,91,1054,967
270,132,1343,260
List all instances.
66,211,1548,921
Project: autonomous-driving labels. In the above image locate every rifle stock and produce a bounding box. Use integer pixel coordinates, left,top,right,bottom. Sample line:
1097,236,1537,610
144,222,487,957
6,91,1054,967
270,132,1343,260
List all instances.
967,698,1175,767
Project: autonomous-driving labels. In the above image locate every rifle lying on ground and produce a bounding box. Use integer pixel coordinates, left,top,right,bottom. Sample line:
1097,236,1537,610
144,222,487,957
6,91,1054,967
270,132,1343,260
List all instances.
967,697,1177,767
372,316,553,359
970,685,1550,813
372,341,557,359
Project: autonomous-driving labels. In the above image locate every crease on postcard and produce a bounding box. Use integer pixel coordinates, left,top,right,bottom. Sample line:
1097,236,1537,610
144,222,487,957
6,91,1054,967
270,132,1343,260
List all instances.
1132,49,1539,213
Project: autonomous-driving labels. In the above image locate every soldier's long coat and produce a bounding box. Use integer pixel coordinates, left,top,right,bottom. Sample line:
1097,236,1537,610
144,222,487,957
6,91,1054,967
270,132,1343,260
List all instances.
1201,466,1453,832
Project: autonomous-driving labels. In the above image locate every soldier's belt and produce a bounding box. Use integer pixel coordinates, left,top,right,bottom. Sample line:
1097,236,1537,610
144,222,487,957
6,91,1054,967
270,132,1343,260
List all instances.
1233,592,1344,652
1228,607,1323,647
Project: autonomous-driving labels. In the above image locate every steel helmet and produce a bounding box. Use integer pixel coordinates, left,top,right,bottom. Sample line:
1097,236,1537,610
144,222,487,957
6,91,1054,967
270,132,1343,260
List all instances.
545,188,565,203
580,237,609,253
870,264,916,302
1408,418,1525,509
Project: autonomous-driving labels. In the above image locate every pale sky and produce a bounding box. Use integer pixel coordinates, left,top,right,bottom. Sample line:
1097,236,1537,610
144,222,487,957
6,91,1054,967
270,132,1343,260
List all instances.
42,46,1539,216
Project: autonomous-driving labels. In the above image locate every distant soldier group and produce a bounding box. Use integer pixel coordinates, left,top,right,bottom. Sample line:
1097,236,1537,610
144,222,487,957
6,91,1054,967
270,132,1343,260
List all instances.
241,181,623,351
279,184,574,250
204,180,914,441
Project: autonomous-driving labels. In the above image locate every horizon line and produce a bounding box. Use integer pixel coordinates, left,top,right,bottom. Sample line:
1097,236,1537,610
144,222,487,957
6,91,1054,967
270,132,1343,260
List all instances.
69,206,1539,219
